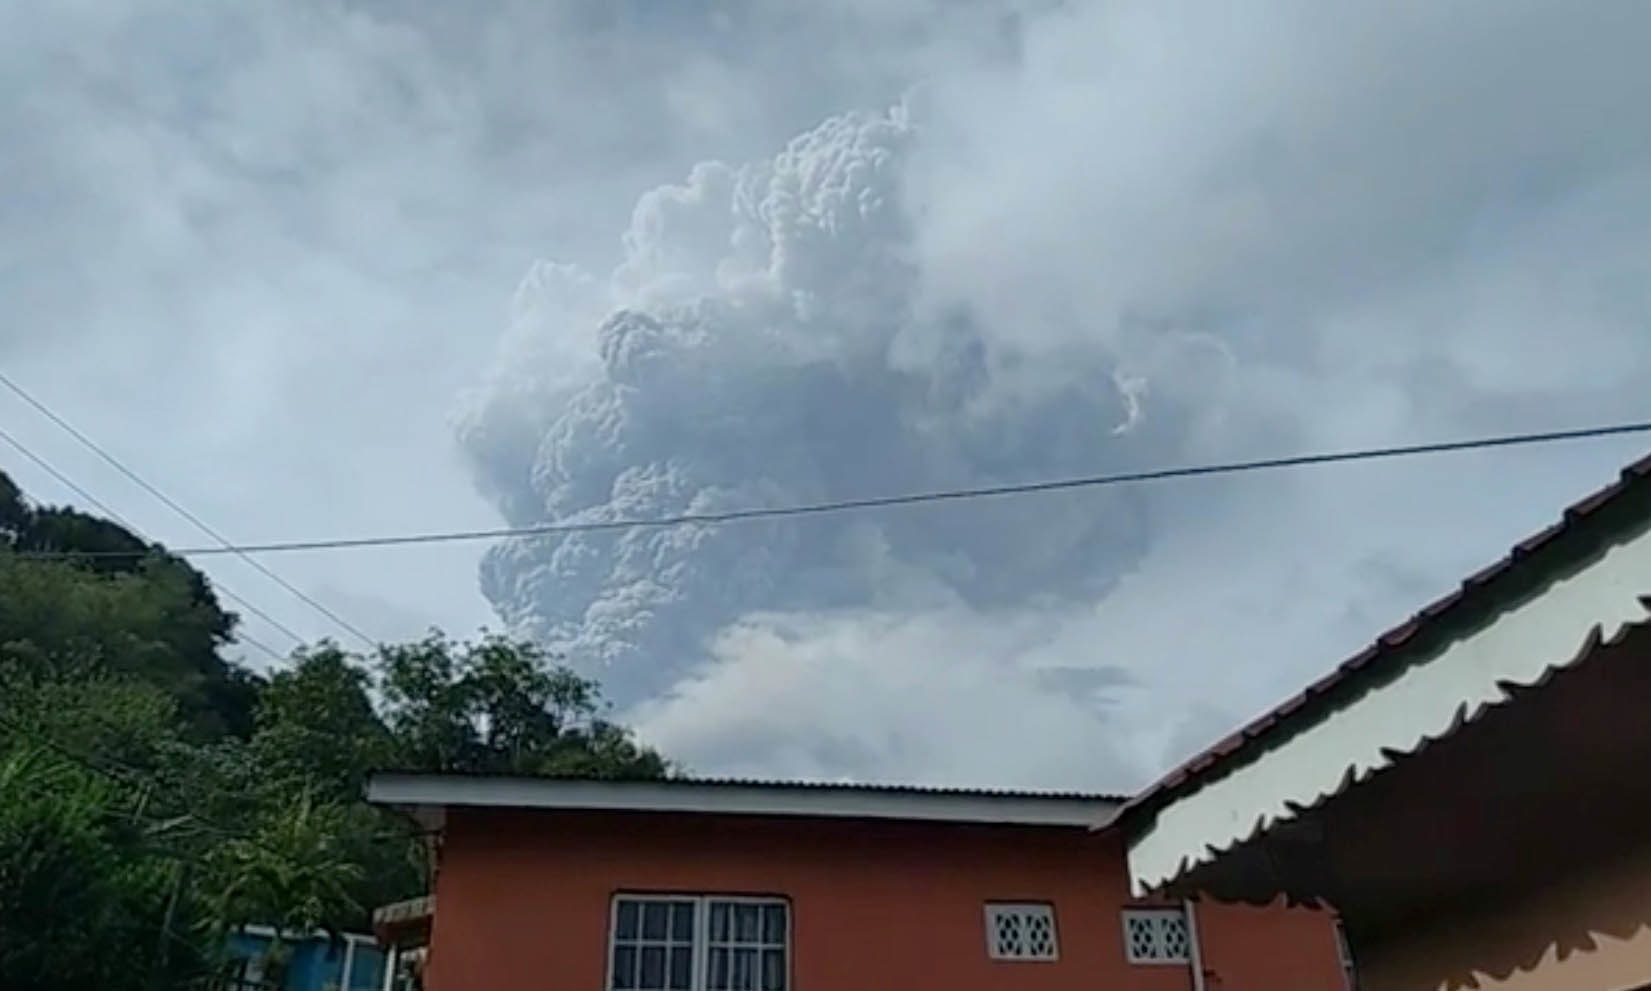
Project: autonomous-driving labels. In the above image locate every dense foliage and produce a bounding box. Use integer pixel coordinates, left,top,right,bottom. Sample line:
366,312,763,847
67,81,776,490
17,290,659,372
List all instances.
0,471,668,991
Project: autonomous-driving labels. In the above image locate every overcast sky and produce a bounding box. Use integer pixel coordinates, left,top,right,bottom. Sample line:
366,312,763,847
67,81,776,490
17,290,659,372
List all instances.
4,0,1649,792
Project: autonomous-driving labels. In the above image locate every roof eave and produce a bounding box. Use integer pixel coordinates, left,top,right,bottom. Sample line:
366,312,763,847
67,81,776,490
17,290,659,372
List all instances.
1126,516,1651,895
365,773,1119,829
1119,451,1651,828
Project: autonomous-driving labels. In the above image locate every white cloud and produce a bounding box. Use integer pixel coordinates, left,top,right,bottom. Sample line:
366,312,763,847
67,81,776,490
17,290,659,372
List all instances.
5,0,1650,791
0,0,1012,655
633,608,1143,790
459,0,1651,791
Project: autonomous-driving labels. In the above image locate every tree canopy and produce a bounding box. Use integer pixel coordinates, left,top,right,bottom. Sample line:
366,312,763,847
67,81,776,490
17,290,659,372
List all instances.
0,468,669,991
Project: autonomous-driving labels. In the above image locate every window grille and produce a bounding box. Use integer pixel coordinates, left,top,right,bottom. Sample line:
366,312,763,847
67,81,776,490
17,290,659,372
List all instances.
984,903,1059,961
1122,908,1191,964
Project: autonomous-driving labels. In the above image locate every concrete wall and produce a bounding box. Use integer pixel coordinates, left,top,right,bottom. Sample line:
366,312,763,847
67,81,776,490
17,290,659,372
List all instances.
1358,840,1651,991
424,808,1345,990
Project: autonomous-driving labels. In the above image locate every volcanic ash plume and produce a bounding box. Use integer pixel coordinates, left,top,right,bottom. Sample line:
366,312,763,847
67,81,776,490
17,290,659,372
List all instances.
454,104,1211,707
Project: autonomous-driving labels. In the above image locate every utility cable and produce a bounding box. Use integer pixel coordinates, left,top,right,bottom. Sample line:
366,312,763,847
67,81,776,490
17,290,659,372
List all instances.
0,708,417,865
0,370,378,647
0,424,294,664
17,418,1651,561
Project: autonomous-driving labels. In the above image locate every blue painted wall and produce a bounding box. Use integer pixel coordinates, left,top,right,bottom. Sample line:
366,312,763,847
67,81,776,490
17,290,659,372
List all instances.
225,929,386,991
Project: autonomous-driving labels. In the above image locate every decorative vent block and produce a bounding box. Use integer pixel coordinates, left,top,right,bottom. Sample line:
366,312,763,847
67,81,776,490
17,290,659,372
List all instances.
984,903,1059,961
1122,908,1191,964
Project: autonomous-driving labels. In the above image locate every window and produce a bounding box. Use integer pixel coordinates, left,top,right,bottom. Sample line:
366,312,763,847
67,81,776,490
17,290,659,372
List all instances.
1122,908,1191,964
218,956,268,991
344,945,384,991
608,895,789,991
220,954,270,990
983,903,1059,961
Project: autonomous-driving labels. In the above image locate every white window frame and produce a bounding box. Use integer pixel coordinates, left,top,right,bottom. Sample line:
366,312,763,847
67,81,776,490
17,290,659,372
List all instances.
982,902,1060,962
1121,907,1192,965
606,893,791,991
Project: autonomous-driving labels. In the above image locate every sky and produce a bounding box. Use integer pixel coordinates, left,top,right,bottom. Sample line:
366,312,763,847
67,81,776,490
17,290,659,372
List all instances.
3,0,1650,793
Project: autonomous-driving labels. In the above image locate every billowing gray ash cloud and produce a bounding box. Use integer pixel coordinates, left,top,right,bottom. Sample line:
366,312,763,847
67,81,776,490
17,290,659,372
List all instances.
454,0,1651,789
455,105,1212,709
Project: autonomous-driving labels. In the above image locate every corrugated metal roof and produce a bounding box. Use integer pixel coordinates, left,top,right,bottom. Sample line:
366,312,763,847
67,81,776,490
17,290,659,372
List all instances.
369,772,1123,829
668,776,1125,802
1119,448,1651,824
373,769,1124,803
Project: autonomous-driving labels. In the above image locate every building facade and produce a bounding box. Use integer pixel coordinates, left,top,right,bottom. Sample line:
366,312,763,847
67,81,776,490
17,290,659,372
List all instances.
222,926,387,991
369,775,1348,990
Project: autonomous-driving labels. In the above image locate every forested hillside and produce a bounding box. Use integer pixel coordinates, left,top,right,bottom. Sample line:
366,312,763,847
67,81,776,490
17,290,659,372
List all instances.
0,470,667,991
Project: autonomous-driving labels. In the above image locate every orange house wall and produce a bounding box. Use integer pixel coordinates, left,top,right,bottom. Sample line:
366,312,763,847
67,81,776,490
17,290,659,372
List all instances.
425,808,1346,991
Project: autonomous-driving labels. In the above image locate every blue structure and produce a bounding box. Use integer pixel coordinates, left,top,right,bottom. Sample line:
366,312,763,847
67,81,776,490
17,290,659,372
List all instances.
222,926,388,991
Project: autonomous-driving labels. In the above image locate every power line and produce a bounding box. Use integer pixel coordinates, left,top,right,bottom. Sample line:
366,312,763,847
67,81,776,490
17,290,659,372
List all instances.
0,424,292,660
0,706,426,869
0,424,294,664
18,418,1651,561
0,710,325,878
0,371,378,648
0,710,241,837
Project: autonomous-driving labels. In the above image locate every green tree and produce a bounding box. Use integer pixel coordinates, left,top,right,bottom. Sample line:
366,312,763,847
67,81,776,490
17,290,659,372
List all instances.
0,466,673,980
243,632,670,924
0,663,228,990
0,664,180,773
251,643,395,803
0,746,129,990
378,631,669,778
0,471,264,740
201,789,365,942
246,645,422,921
0,743,211,991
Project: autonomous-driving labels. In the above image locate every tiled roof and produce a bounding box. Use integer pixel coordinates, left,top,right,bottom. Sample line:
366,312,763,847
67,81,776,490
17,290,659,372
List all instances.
1119,448,1651,823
